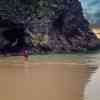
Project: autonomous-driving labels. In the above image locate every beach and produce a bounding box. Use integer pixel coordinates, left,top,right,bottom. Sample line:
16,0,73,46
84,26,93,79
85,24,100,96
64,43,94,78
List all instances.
0,54,99,100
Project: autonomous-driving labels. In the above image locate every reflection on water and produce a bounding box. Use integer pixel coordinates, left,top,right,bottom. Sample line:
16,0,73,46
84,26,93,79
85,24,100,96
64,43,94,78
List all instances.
0,53,99,100
83,52,100,100
84,67,100,100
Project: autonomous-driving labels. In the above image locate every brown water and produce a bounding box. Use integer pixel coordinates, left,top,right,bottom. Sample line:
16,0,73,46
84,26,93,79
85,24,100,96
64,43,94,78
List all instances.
0,53,99,100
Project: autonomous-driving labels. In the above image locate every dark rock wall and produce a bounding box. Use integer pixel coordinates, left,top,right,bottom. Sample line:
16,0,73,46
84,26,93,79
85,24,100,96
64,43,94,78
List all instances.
0,0,99,53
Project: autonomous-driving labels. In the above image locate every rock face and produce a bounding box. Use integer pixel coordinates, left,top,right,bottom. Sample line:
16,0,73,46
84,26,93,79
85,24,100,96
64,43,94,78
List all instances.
0,0,99,53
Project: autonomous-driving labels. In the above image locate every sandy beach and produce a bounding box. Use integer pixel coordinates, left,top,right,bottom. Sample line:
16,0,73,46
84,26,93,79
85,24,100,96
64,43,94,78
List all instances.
0,55,94,100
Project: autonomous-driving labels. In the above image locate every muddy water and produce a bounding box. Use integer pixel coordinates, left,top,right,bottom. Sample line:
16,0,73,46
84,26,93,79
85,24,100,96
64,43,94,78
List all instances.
0,53,100,100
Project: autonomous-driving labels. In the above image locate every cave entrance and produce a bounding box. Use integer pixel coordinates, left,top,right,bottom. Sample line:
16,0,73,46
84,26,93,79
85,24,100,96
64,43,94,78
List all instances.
0,18,28,54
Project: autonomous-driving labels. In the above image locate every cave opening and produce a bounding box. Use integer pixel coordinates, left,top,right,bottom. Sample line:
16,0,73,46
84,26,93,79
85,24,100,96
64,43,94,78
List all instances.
0,17,29,54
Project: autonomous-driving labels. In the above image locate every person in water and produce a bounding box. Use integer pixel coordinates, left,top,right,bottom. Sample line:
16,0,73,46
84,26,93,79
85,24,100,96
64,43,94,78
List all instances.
22,49,29,60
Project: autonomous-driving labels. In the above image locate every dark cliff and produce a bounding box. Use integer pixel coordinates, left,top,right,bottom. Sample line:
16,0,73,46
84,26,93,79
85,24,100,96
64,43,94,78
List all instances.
0,0,99,53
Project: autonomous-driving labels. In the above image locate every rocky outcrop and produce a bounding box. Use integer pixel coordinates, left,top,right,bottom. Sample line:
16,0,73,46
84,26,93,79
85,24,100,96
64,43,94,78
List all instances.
0,0,99,53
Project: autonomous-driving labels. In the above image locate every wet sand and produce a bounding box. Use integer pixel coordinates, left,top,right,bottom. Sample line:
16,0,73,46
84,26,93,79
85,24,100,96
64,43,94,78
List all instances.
0,56,94,100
